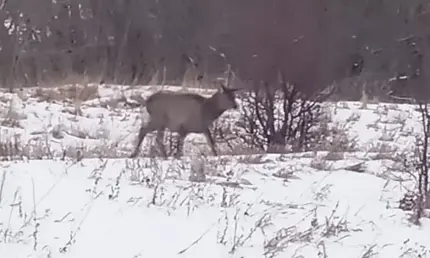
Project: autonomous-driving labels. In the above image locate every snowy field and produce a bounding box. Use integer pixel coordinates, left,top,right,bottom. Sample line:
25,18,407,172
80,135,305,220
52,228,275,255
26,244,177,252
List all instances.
0,84,429,258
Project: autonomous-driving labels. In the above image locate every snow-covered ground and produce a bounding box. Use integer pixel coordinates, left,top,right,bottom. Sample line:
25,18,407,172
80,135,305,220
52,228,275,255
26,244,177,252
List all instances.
0,84,429,258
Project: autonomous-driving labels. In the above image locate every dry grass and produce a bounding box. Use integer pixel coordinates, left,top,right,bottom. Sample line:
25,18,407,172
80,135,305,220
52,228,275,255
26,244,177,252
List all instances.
33,83,99,103
324,151,345,161
0,134,130,160
0,134,21,160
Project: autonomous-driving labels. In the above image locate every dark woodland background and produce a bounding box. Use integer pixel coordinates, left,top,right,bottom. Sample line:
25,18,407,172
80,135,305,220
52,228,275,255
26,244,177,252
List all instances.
1,0,430,101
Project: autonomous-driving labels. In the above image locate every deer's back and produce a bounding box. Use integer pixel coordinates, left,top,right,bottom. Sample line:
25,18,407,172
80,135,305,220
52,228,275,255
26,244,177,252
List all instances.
145,91,210,132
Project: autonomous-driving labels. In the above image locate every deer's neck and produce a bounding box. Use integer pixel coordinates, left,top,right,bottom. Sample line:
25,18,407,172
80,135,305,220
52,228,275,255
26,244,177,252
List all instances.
204,98,226,120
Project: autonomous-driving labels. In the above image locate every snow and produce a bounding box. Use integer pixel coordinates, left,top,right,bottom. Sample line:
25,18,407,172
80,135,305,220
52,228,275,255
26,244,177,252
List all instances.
0,84,429,258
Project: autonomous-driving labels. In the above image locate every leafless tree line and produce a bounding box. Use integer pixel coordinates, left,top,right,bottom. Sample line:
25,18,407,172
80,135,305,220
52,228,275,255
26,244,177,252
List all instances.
0,0,429,100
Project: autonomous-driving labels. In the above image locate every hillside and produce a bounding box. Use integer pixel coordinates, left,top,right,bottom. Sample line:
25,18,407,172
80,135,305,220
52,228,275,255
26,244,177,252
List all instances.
0,84,429,258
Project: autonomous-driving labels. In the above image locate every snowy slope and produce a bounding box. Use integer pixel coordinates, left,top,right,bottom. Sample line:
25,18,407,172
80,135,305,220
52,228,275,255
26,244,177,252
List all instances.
0,84,428,258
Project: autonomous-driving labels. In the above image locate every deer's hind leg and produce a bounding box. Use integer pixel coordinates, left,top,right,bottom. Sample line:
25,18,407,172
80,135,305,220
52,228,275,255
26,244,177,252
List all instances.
130,120,157,158
174,131,188,159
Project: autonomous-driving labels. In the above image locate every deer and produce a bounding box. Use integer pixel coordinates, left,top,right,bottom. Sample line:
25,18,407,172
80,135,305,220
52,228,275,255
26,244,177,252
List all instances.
129,84,240,159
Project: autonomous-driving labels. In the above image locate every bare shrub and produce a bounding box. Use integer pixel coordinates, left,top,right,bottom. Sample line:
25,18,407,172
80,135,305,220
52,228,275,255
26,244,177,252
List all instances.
235,77,333,153
0,118,21,128
416,104,430,203
345,111,361,123
367,142,398,154
401,103,430,224
33,84,99,103
0,132,21,160
378,128,396,142
371,152,398,161
342,162,366,173
324,151,345,161
210,117,240,155
310,156,331,171
189,157,207,182
237,154,267,164
316,121,358,152
0,95,27,128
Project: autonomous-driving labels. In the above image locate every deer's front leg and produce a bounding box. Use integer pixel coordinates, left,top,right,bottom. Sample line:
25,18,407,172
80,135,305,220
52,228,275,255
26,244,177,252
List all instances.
204,129,218,156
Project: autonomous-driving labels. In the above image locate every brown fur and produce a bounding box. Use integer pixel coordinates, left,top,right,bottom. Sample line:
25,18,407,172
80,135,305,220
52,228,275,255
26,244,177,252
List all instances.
130,85,239,158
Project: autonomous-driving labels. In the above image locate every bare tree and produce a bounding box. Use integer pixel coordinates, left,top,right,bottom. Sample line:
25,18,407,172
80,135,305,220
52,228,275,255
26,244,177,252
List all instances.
235,72,333,153
0,0,430,103
398,102,430,224
414,103,430,223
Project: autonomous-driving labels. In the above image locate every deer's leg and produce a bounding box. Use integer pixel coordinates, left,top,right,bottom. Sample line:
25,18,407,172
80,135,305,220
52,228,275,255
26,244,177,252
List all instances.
174,131,187,159
130,120,155,158
155,129,168,159
204,129,218,156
